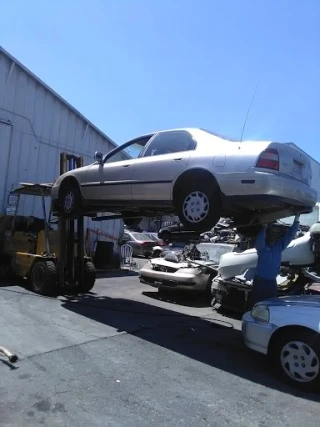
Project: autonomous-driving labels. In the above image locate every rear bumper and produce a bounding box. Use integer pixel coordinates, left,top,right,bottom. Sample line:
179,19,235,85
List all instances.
221,171,317,211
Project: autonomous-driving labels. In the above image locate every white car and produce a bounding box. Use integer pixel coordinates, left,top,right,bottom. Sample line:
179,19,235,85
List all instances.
218,231,315,280
242,296,320,392
51,128,317,231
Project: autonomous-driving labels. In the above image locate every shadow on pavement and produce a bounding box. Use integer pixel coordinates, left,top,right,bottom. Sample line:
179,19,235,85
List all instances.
96,270,139,278
61,293,320,402
142,290,211,308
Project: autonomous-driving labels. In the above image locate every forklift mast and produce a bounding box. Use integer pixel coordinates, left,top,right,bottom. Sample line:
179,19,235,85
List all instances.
58,153,85,288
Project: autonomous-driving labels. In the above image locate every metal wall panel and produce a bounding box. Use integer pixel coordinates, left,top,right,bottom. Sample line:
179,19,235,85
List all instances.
0,50,124,247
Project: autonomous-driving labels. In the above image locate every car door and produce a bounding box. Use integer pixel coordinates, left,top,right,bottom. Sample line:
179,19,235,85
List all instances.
83,158,134,202
82,136,151,203
131,130,197,203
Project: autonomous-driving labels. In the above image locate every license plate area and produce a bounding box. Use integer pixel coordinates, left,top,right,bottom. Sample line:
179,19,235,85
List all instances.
292,161,305,181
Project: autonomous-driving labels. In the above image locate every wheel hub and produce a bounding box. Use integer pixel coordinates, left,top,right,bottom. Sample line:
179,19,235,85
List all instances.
281,340,320,383
182,191,209,223
64,191,74,213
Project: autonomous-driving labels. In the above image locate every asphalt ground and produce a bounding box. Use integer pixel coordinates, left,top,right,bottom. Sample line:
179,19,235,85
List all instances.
0,267,319,427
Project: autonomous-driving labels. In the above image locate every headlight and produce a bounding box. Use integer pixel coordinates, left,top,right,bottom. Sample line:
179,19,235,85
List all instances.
251,305,270,323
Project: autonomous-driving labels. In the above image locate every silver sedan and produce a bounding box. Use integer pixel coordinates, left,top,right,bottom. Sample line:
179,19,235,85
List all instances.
242,295,320,392
51,128,316,231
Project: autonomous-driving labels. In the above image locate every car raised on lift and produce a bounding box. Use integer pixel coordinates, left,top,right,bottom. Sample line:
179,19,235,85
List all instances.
51,128,317,232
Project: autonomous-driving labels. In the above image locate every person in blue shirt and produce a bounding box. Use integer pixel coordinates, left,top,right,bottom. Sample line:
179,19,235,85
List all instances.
251,214,300,305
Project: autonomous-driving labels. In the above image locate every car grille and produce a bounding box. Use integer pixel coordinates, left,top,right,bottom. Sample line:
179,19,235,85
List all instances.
152,265,178,273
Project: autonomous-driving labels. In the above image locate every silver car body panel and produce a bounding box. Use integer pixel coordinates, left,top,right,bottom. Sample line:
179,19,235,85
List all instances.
139,258,213,291
218,232,315,280
51,128,317,214
242,296,320,355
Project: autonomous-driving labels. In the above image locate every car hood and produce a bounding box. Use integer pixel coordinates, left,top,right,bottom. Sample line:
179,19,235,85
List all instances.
218,233,314,279
150,258,217,270
258,295,320,308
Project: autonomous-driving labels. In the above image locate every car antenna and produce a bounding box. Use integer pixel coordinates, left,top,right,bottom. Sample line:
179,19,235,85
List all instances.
240,82,259,143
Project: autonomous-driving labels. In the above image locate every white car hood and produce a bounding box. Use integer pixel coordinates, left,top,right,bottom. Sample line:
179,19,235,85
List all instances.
218,232,315,280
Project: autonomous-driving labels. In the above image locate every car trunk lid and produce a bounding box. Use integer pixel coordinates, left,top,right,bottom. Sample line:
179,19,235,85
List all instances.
258,142,312,185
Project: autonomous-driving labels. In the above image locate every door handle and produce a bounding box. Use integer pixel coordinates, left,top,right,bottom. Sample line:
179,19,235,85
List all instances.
122,164,131,167
173,158,183,161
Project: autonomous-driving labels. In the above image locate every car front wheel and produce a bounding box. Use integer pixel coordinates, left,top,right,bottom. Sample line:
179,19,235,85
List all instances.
58,180,81,217
271,329,320,392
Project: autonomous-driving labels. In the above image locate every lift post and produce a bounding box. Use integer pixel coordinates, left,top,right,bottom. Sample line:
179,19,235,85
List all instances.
58,153,85,289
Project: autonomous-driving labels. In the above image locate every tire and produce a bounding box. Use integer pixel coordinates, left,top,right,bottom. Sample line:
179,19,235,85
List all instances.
271,328,320,392
161,231,171,244
78,261,96,293
30,260,58,296
58,179,81,217
175,178,221,232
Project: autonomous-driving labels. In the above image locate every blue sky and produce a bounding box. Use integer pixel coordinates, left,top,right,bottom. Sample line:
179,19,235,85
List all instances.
1,0,319,160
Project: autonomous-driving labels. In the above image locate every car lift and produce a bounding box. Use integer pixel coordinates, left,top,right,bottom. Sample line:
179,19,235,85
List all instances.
57,152,86,289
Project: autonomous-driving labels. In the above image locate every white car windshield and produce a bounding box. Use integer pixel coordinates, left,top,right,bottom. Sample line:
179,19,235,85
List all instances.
196,243,235,263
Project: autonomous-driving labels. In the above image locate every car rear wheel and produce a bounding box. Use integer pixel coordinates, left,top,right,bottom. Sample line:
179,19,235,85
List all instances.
271,329,320,392
175,179,221,232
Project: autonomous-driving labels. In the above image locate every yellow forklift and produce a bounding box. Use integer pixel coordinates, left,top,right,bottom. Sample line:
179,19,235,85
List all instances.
0,182,96,295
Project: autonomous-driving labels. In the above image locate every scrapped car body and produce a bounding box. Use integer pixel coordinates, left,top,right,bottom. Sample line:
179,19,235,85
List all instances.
51,128,317,232
140,243,236,292
242,296,320,391
121,230,155,258
218,232,315,280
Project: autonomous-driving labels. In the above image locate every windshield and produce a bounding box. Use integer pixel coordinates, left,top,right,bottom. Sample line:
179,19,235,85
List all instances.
196,243,235,263
144,233,159,241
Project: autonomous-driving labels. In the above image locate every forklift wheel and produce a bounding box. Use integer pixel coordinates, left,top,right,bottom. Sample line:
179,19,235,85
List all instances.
30,260,58,296
79,261,96,293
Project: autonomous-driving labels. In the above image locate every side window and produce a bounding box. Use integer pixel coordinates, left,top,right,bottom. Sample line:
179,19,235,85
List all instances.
104,136,152,164
142,131,196,158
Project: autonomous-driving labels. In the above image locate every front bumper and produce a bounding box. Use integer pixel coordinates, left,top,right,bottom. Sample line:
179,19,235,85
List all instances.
139,264,209,291
241,312,275,355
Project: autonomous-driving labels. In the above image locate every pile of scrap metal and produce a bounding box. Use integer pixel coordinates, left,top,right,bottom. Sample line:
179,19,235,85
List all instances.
210,221,319,314
139,242,237,293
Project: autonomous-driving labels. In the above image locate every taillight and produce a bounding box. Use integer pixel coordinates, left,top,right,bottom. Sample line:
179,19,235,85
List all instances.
141,242,150,246
256,148,279,171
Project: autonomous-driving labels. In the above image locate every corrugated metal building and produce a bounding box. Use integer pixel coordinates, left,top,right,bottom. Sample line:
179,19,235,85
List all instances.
0,46,124,253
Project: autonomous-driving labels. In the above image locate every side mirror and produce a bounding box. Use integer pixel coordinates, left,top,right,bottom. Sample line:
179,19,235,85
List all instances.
94,151,103,164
